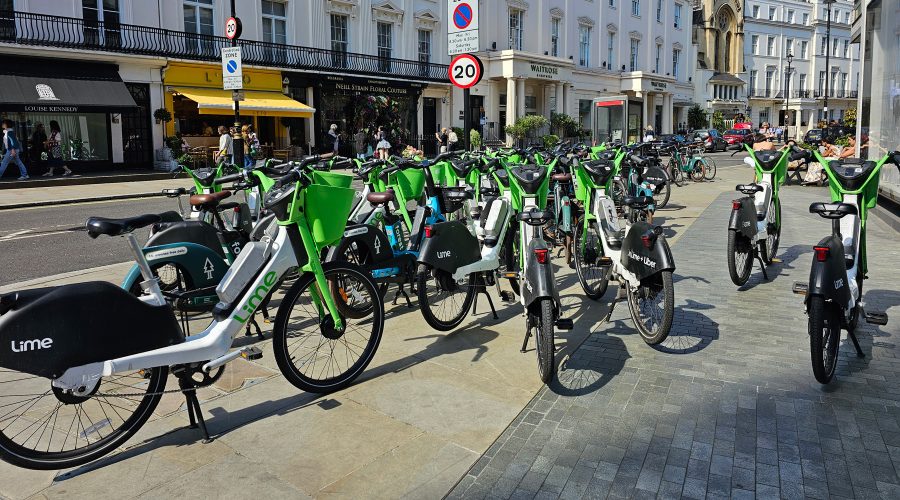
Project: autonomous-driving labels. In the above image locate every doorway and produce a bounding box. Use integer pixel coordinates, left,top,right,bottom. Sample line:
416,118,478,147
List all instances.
468,95,484,137
655,105,663,134
423,97,437,155
257,117,276,148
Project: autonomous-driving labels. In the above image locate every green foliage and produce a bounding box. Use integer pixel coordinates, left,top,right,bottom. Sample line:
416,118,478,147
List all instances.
711,111,725,132
469,129,482,150
153,108,172,123
817,119,828,129
833,134,852,147
687,105,708,130
505,115,549,140
164,136,184,153
550,113,580,137
542,134,560,149
451,127,465,140
843,107,857,128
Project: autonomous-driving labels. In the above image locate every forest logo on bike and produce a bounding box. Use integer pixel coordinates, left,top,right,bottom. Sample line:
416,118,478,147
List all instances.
233,272,278,324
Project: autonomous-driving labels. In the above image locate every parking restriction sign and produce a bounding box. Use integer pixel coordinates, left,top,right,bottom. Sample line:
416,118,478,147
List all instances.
447,0,479,56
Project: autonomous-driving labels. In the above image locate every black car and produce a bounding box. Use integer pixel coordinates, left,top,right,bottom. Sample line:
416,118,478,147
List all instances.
804,129,825,147
693,129,728,152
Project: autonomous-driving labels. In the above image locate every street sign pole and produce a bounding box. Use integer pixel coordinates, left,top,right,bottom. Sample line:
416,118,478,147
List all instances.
463,87,471,151
230,0,243,168
448,1,480,152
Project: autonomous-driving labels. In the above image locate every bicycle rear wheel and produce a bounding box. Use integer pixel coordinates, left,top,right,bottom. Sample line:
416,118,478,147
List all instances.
809,296,841,384
727,231,753,286
531,299,556,384
416,265,476,331
669,160,684,187
273,263,384,393
690,162,706,182
573,223,609,300
627,271,674,345
652,180,671,209
702,158,717,180
0,366,167,470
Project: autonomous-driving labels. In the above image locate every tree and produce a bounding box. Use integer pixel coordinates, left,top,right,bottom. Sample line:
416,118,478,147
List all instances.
843,107,857,128
550,113,580,137
711,110,725,132
687,105,708,130
505,115,549,143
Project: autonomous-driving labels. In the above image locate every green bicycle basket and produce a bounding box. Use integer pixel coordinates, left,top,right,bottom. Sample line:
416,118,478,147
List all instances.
305,171,356,248
574,165,598,203
387,168,427,201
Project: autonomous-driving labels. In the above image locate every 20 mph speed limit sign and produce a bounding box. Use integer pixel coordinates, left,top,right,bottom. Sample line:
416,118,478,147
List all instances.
449,54,483,89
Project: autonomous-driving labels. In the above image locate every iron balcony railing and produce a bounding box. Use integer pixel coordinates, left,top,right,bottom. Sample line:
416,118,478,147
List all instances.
813,90,859,99
0,10,449,82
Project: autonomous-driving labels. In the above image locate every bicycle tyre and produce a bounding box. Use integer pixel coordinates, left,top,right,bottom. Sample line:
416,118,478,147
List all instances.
653,179,671,209
703,158,717,180
690,163,706,182
727,231,754,286
0,366,167,470
273,262,384,393
328,238,377,319
760,198,781,265
532,298,556,384
669,160,684,187
502,222,521,296
612,178,628,216
573,223,609,300
809,296,841,384
416,264,476,331
626,270,675,345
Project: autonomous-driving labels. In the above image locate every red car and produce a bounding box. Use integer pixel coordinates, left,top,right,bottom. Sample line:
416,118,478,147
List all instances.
723,128,753,149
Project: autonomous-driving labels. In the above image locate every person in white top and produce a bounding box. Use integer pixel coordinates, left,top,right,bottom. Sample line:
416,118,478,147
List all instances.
217,126,233,165
642,125,656,143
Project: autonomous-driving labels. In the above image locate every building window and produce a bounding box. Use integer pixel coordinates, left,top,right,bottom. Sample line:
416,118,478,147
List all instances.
183,0,213,35
654,43,661,73
377,22,392,71
509,9,523,50
551,18,560,57
840,72,848,92
524,96,537,110
831,70,839,95
752,5,759,19
656,0,662,22
767,36,775,56
609,0,616,7
801,40,808,59
760,108,769,124
843,39,849,58
83,0,120,46
751,35,759,55
787,9,794,24
578,25,591,67
765,69,774,97
820,36,827,55
261,1,286,45
833,38,839,57
607,31,615,68
750,70,757,93
417,29,431,63
802,13,809,25
330,14,348,52
673,48,681,79
818,71,826,93
844,11,850,24
799,73,807,91
674,4,682,28
631,0,640,17
786,38,793,57
629,38,639,71
768,7,775,21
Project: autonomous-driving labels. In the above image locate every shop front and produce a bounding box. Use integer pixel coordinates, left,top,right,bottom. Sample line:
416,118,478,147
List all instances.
0,55,144,175
620,73,681,138
163,63,313,154
285,73,426,156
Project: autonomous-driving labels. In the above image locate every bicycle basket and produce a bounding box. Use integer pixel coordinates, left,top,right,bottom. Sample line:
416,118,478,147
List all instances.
439,187,470,214
574,166,596,202
304,172,356,248
387,168,427,201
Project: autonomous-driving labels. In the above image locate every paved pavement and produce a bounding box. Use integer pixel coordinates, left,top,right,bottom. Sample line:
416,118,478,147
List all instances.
449,184,900,499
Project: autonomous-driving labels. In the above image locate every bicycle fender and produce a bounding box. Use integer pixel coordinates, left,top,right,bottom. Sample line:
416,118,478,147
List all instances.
728,197,757,239
620,221,676,281
326,224,394,266
142,242,230,289
807,235,851,307
417,221,481,273
522,238,560,313
121,264,143,291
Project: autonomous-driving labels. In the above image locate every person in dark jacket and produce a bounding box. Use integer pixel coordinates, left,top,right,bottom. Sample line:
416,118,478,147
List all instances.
0,120,29,180
29,122,47,171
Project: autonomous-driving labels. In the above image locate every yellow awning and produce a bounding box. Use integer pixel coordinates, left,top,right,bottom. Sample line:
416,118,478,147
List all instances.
173,87,315,118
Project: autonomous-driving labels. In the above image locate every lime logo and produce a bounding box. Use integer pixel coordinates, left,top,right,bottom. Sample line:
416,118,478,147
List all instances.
11,338,53,353
233,272,277,324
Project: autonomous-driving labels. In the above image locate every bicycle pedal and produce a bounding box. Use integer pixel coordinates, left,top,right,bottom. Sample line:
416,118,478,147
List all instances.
770,257,782,264
598,256,613,265
499,290,516,302
555,318,574,330
864,310,888,326
501,272,519,279
241,346,264,361
792,282,808,295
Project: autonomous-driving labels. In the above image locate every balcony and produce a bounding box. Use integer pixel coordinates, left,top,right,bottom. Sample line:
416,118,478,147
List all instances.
749,89,774,98
0,11,449,83
813,90,859,99
794,90,813,99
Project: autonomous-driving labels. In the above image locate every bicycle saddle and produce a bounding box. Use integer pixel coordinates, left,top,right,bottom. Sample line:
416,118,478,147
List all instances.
86,214,162,238
551,173,572,183
735,184,764,195
366,188,396,205
622,196,654,208
809,202,858,219
190,190,232,209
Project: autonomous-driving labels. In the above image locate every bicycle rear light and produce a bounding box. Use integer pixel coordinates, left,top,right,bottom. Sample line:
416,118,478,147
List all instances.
813,246,830,262
732,200,742,210
424,225,433,238
534,248,549,264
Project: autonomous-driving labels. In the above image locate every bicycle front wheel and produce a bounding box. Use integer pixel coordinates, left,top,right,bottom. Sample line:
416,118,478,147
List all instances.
702,158,717,180
690,163,706,182
573,223,609,300
760,198,781,265
627,271,675,345
0,366,167,470
416,265,476,331
653,179,671,209
809,296,841,384
273,263,384,393
531,298,556,384
668,160,684,187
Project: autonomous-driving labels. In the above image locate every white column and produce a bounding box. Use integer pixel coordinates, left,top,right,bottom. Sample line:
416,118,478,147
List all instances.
562,83,571,116
305,87,315,150
555,82,564,114
506,78,517,129
662,94,673,134
516,78,526,119
642,92,651,131
543,84,553,121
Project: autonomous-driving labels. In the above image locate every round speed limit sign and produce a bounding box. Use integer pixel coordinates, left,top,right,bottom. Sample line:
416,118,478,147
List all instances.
449,54,483,89
225,17,242,40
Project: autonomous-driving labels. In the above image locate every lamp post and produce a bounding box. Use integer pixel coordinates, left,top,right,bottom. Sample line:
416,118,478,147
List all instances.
785,52,793,141
823,0,835,123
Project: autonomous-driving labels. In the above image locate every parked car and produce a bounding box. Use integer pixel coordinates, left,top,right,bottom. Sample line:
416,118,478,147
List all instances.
658,134,688,144
693,129,728,152
723,128,754,149
804,128,825,147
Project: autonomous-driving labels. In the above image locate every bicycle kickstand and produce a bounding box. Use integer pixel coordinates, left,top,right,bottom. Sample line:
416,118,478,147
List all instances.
178,376,212,443
472,275,499,320
603,285,626,323
244,316,264,340
755,251,770,280
393,284,413,308
520,328,531,353
848,330,865,358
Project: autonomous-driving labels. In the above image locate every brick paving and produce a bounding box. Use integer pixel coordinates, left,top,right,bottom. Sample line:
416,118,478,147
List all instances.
449,185,900,499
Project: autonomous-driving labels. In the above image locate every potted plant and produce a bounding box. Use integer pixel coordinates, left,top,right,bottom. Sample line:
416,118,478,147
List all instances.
153,108,172,125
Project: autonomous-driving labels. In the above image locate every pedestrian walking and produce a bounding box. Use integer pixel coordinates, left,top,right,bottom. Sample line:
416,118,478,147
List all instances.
327,124,340,155
0,120,29,180
447,128,459,151
435,127,449,153
216,125,233,165
29,122,46,172
354,129,368,159
42,121,72,177
375,126,391,159
242,124,259,168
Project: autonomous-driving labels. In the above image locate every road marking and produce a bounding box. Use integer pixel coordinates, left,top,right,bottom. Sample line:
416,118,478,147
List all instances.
0,229,80,243
0,229,30,240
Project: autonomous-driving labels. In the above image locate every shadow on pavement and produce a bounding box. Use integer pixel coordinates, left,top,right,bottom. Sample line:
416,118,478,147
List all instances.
551,335,628,397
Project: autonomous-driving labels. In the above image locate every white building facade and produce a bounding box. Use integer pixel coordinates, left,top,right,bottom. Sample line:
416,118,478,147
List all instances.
449,0,693,143
744,0,860,134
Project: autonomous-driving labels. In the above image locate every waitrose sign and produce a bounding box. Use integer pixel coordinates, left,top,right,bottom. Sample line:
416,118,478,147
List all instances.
529,63,560,79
